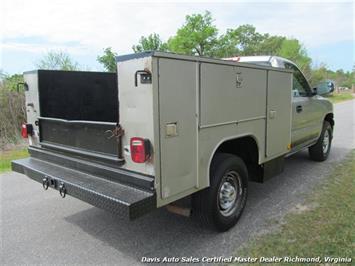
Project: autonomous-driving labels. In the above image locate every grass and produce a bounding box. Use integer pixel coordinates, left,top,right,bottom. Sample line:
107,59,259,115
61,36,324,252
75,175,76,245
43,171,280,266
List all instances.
0,148,29,173
325,91,354,104
234,151,355,265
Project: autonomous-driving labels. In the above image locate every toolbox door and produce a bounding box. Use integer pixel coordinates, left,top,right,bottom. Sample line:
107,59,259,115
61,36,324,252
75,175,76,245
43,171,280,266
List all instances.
266,70,292,157
158,58,198,199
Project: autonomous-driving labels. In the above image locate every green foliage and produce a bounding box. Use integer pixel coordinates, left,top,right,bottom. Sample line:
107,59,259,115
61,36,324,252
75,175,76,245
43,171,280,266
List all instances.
231,24,268,55
310,63,329,86
0,148,29,172
277,39,311,72
132,33,168,53
97,47,117,72
167,11,219,56
325,91,354,104
235,152,355,264
36,51,79,71
130,10,353,89
212,29,239,58
1,74,24,91
332,69,354,88
258,35,286,55
0,74,26,147
310,63,354,88
209,26,286,58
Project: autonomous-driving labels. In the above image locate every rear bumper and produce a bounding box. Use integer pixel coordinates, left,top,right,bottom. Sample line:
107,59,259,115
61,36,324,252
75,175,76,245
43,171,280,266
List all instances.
12,156,156,220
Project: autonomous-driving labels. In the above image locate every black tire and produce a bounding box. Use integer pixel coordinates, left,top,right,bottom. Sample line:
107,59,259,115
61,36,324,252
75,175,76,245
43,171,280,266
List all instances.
309,121,333,161
192,153,248,232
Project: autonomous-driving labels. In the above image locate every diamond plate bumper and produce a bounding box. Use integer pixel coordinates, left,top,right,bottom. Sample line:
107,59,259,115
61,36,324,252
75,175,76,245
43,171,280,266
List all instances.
12,157,156,220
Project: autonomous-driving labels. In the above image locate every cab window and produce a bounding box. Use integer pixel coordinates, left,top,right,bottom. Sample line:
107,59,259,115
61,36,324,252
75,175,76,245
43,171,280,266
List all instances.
284,63,311,97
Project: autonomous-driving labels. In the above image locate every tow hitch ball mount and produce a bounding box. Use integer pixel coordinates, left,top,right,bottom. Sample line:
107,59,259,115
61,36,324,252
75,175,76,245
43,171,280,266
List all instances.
42,176,67,198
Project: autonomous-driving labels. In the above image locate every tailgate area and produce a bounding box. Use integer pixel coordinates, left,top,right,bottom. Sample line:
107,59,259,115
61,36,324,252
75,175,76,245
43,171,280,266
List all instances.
19,69,157,219
12,147,155,219
24,70,122,160
39,117,119,159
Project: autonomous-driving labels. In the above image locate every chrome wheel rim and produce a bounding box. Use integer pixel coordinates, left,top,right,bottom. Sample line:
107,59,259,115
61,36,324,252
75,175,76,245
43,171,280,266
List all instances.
218,170,241,217
322,130,330,154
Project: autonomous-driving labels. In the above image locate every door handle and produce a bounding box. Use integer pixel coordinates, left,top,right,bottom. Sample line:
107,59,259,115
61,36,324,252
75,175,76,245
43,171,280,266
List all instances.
296,105,303,113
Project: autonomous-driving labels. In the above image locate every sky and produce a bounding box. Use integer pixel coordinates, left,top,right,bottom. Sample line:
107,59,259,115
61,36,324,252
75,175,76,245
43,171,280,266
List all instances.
0,0,354,74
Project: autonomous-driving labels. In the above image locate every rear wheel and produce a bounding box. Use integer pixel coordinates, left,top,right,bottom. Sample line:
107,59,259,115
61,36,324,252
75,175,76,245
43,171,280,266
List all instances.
309,121,333,161
192,153,248,232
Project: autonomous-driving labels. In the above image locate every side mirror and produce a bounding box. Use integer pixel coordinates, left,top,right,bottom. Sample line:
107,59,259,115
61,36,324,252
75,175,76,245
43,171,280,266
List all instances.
314,80,335,96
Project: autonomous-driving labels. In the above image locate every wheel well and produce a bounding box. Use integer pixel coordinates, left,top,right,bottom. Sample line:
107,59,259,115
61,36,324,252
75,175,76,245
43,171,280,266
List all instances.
214,136,261,182
324,113,334,128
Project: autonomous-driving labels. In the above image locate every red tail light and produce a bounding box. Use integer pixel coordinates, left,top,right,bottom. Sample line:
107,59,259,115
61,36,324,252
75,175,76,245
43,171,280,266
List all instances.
130,137,151,163
21,124,28,138
21,123,33,138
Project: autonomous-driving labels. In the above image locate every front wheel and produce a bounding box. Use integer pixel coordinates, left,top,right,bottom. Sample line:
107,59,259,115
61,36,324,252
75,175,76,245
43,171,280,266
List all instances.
192,153,248,232
309,121,333,161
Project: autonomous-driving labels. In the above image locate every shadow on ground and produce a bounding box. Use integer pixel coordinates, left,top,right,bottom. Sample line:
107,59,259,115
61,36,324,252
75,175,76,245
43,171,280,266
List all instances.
64,148,349,262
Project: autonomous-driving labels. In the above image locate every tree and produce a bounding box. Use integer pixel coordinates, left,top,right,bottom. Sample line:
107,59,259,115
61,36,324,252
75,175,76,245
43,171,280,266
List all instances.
232,24,268,55
36,51,79,70
103,11,350,89
310,63,329,86
97,47,117,72
2,74,24,91
277,38,312,78
258,35,286,55
132,33,168,53
333,69,351,88
212,30,240,58
167,11,218,56
135,13,306,62
0,70,5,82
213,25,285,58
0,73,26,146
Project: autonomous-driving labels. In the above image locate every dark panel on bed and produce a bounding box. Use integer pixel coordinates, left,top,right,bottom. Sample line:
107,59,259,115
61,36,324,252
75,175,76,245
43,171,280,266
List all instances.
38,70,118,122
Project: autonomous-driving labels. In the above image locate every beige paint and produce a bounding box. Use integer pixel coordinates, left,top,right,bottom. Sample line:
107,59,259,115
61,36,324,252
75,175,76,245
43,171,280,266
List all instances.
23,71,40,146
157,58,199,199
266,70,292,157
117,57,156,175
115,53,294,207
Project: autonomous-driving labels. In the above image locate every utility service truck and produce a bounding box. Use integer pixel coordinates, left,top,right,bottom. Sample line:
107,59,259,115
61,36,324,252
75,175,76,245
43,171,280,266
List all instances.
12,51,334,231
